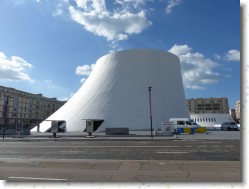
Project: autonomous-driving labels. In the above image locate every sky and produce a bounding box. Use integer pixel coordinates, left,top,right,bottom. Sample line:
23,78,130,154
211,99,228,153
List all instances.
0,0,241,109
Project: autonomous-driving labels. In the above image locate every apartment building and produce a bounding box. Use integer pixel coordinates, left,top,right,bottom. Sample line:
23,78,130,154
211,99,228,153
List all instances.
0,85,66,132
234,100,240,123
186,97,229,114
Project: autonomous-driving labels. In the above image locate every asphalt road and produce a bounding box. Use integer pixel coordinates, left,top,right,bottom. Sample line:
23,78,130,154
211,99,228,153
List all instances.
0,135,241,182
0,139,240,161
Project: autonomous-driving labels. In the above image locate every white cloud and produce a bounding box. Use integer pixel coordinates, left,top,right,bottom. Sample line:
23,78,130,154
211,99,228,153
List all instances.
0,51,34,83
169,44,191,55
214,54,221,60
69,0,152,42
75,0,88,9
59,92,75,101
75,0,106,12
115,0,153,9
80,78,87,83
34,0,47,3
44,80,60,88
76,63,95,76
76,63,95,83
53,3,64,16
166,0,181,14
49,0,184,44
224,49,240,61
169,44,222,90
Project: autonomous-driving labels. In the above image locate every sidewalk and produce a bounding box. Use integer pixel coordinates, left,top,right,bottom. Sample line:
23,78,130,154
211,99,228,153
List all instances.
0,131,178,141
1,158,241,182
0,130,240,141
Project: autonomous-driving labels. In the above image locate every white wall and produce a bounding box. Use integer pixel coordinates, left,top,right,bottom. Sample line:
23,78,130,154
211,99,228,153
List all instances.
32,49,189,132
190,113,235,128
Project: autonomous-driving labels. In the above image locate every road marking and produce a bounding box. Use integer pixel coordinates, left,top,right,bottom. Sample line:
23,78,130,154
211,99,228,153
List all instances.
1,145,231,149
2,145,184,148
225,145,234,147
157,151,189,154
8,176,68,181
201,142,221,144
60,150,82,153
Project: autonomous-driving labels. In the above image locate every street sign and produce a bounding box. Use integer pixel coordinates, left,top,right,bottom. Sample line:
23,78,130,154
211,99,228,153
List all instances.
161,121,174,134
86,120,94,133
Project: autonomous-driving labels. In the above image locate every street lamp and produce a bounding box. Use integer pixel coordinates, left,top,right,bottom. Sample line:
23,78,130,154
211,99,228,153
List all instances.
148,86,153,139
2,95,9,140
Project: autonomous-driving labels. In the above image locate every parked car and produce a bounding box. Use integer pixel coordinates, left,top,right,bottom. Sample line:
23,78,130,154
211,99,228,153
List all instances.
221,122,238,131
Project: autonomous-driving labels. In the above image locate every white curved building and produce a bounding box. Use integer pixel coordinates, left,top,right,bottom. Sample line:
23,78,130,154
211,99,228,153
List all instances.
32,49,189,132
190,113,236,129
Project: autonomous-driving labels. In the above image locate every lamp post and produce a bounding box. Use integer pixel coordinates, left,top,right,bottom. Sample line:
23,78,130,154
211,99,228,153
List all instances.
2,95,9,140
148,86,153,139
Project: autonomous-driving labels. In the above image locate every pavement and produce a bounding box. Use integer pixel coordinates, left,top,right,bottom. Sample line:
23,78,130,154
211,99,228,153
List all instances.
0,130,241,141
0,130,241,183
0,158,241,182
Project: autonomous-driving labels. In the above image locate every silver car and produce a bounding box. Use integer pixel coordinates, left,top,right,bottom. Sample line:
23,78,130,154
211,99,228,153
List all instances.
221,122,238,131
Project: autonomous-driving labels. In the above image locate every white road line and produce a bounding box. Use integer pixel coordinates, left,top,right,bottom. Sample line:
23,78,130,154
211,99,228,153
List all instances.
60,150,83,153
157,151,189,154
2,145,183,148
1,145,230,148
8,176,68,181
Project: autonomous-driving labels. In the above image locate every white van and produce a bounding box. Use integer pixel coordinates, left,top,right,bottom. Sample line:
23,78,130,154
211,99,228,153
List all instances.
169,118,200,130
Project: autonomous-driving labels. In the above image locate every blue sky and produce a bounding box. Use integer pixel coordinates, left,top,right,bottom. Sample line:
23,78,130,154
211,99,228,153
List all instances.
0,0,240,108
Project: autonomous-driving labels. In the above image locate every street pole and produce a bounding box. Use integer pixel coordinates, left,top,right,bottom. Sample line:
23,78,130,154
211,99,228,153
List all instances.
37,119,40,132
2,95,9,140
3,119,6,139
148,86,153,139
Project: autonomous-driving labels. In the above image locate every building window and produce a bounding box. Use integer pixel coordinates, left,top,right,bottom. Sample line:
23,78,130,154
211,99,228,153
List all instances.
177,121,185,125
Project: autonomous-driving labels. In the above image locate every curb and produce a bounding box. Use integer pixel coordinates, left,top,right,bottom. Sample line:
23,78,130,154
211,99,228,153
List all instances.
0,135,178,142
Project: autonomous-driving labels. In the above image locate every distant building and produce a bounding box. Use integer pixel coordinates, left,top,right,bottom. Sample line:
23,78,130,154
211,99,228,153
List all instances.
229,109,236,121
234,100,240,123
0,85,66,134
186,97,229,114
190,113,235,129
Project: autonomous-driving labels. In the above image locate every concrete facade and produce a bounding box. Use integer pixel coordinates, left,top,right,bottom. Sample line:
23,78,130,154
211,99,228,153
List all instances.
34,49,189,132
186,97,229,114
0,85,65,134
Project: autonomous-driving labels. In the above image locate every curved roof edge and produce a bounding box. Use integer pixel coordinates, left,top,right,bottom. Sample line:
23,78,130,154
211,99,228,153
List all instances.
99,48,180,62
